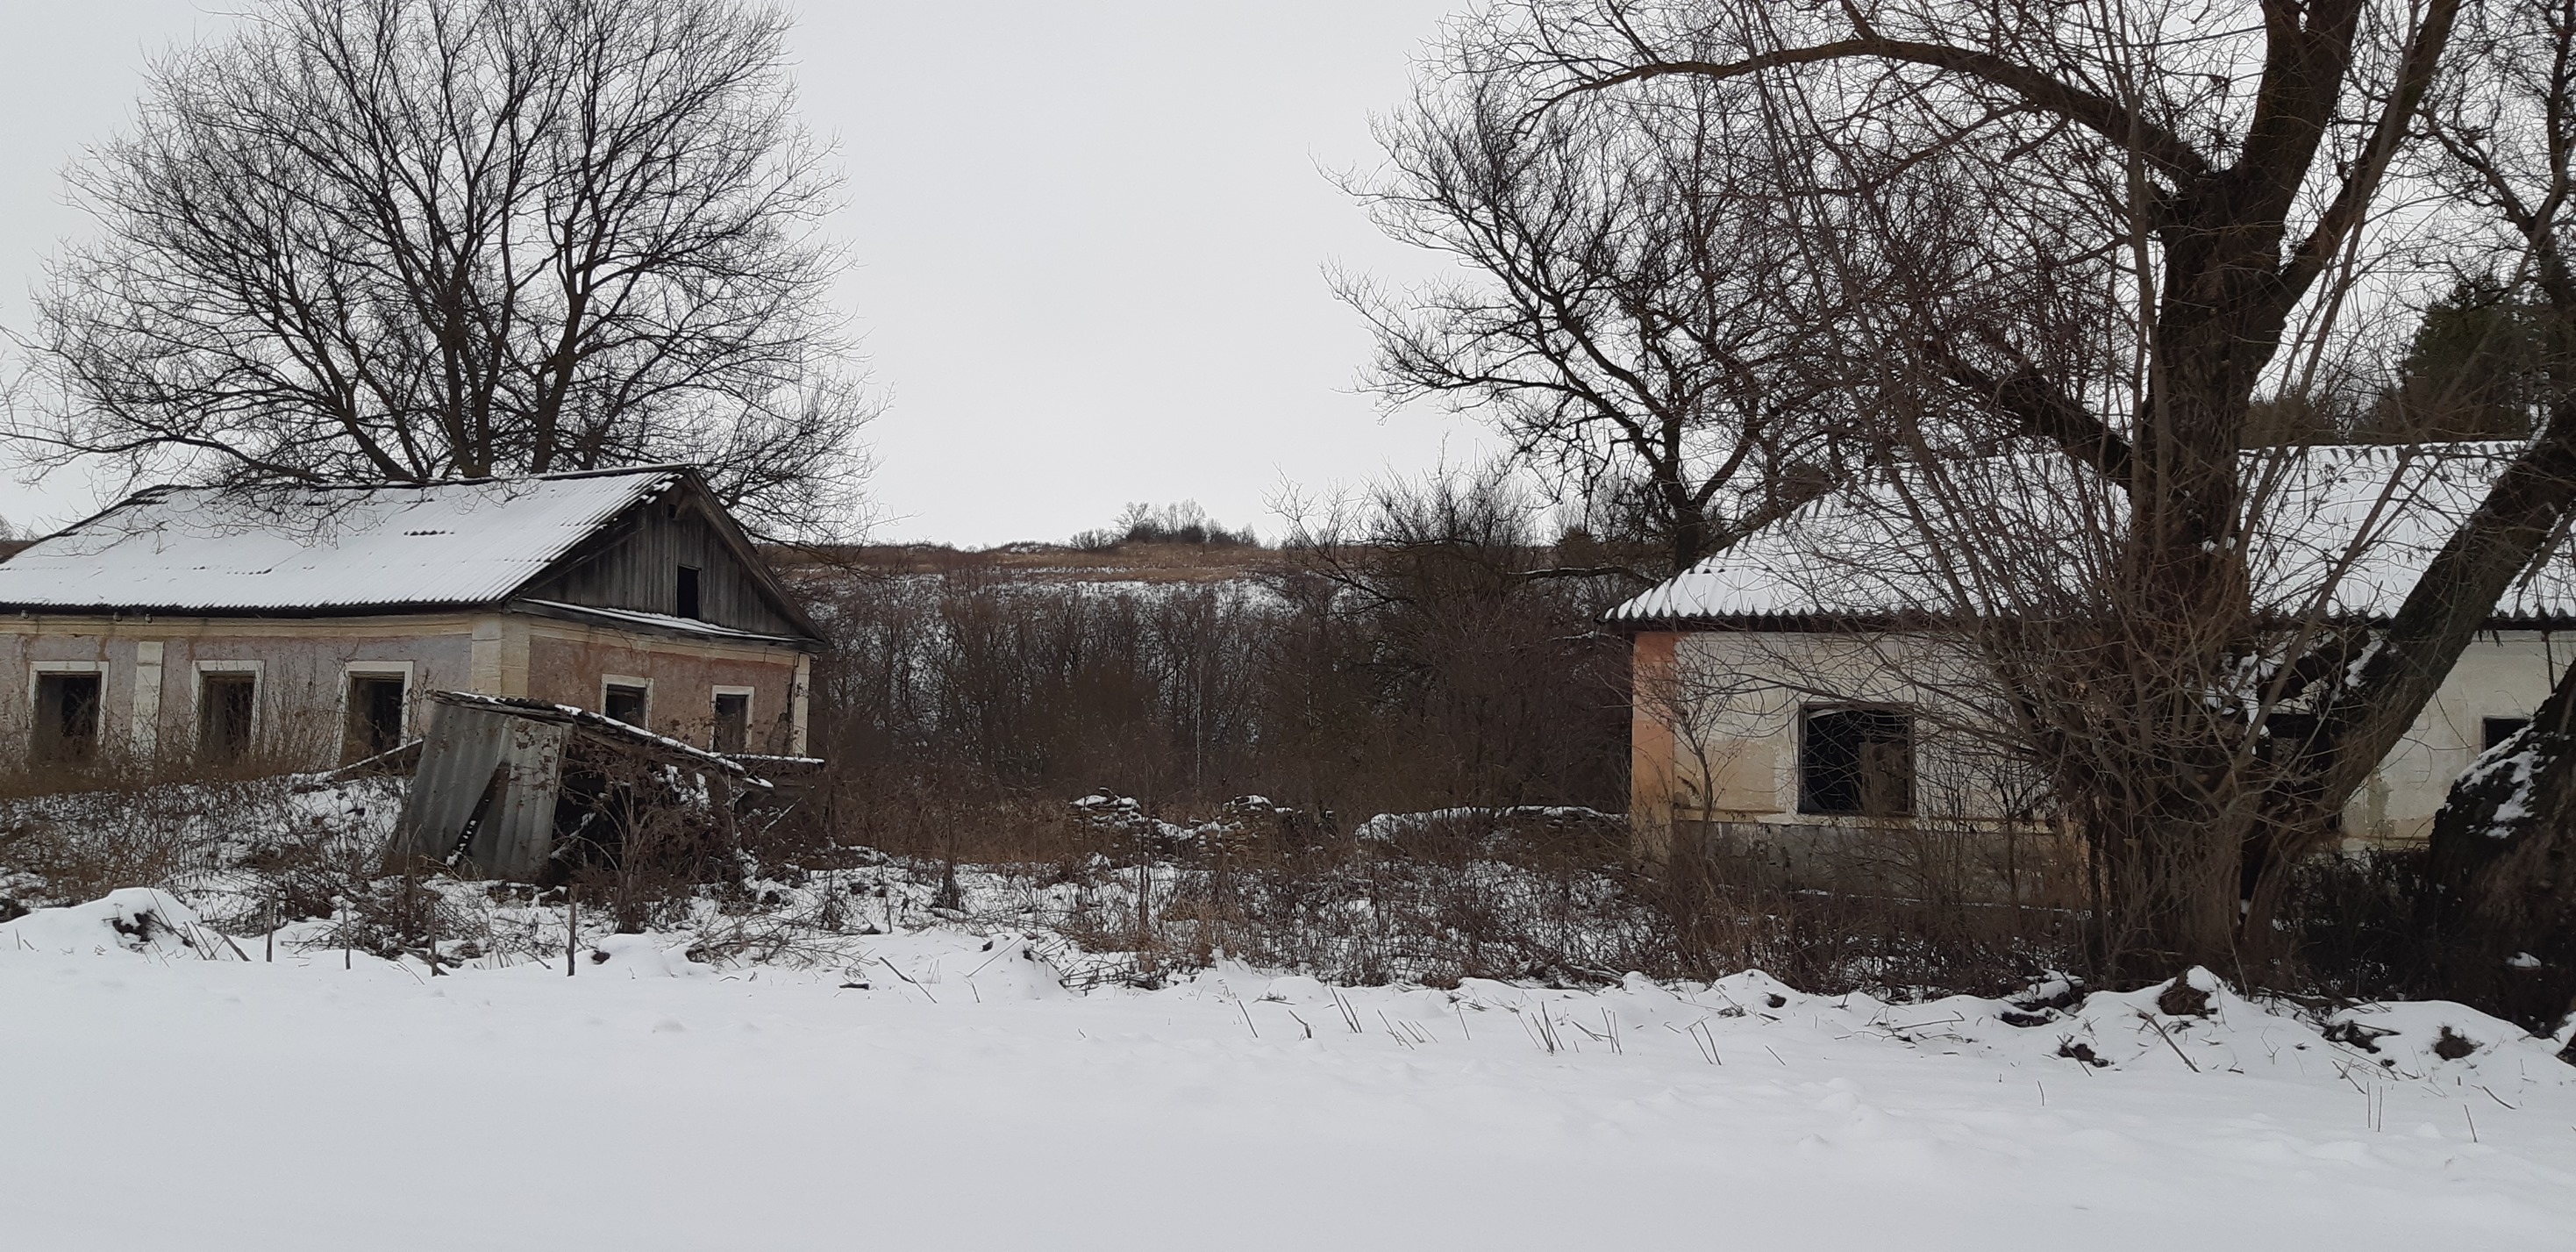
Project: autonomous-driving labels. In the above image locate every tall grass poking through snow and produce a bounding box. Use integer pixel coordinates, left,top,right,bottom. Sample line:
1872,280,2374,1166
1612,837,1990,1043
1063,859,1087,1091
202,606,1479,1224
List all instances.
2,774,2092,997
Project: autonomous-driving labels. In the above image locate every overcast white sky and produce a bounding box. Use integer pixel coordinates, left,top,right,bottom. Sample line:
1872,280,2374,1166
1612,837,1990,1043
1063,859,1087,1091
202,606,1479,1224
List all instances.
0,1,1493,546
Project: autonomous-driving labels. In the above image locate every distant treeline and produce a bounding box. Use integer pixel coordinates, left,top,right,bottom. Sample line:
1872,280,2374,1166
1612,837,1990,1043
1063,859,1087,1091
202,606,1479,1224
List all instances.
1070,500,1261,551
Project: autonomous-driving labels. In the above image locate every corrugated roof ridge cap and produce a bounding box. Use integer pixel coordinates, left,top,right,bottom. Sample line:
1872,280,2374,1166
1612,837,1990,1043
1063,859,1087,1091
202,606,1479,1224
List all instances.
139,462,695,496
31,465,687,538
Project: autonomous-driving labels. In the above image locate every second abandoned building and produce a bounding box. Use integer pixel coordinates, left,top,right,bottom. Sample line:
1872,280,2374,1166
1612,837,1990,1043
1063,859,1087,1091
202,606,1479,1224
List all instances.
0,465,822,767
1615,442,2572,851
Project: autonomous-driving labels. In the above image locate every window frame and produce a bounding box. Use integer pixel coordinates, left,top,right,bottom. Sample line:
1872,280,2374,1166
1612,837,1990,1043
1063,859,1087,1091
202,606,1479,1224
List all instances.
189,660,264,760
26,659,106,707
710,684,755,754
340,662,417,763
28,662,107,762
1795,703,1916,819
191,661,262,762
600,674,653,728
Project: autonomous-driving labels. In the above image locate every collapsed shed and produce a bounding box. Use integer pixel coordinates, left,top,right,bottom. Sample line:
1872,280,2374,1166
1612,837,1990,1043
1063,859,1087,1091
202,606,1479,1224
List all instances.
389,690,769,880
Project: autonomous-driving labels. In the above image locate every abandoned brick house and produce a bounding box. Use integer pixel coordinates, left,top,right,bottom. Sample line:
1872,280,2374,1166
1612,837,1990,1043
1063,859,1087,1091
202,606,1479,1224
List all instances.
0,465,821,769
1611,442,2572,851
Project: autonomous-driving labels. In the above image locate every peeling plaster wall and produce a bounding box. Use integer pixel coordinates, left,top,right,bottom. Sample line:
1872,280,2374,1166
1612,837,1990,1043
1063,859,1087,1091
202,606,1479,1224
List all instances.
1,614,476,764
2,610,808,768
1631,626,2569,846
522,623,806,755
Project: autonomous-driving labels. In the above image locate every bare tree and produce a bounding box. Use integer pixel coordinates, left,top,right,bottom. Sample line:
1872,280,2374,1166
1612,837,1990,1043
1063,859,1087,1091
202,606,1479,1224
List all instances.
1429,0,2576,977
16,0,870,537
1277,465,1631,808
1343,66,1840,580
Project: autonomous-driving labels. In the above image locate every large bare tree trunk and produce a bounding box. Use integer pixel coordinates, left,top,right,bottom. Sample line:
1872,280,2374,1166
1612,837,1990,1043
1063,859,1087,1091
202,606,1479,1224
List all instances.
1453,0,2469,976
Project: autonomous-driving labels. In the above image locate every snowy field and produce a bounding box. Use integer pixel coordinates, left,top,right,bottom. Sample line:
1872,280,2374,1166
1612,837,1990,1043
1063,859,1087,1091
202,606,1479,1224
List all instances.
5,891,2575,1251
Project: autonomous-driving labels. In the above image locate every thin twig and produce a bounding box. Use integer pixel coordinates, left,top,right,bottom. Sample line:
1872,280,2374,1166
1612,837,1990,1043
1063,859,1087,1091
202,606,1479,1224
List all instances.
875,955,938,1004
2138,1012,2200,1073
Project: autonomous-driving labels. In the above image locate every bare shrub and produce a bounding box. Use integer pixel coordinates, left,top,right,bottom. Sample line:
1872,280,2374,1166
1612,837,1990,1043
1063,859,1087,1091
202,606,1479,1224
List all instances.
0,766,379,909
1645,827,2087,998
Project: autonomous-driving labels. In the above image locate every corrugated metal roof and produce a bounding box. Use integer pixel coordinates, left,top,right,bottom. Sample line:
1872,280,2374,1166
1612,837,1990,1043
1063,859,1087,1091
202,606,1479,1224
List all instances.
1609,442,2576,626
0,468,683,613
512,598,813,646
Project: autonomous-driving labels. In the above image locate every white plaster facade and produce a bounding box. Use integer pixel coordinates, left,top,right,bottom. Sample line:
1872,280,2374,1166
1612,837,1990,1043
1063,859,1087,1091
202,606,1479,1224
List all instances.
1631,626,2571,847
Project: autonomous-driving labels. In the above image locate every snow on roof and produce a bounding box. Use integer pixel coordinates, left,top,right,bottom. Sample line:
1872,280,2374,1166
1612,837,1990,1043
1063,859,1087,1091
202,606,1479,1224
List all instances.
1610,442,2576,626
0,468,684,614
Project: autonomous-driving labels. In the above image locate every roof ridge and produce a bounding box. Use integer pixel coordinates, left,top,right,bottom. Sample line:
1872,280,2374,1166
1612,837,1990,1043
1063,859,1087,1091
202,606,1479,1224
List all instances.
118,464,694,503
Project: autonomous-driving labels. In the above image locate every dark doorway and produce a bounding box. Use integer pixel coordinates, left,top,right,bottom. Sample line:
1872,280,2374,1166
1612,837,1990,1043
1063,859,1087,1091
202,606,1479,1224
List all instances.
603,683,649,727
32,672,103,763
345,674,408,763
712,691,750,754
676,565,702,620
197,673,257,763
1799,707,1915,817
2485,716,2531,752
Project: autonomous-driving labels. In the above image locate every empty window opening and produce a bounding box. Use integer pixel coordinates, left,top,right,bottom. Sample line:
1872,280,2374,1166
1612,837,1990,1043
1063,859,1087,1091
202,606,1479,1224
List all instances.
676,565,702,620
198,673,257,763
712,691,750,754
603,683,649,728
345,674,409,763
32,673,103,763
2485,716,2532,752
1799,707,1914,817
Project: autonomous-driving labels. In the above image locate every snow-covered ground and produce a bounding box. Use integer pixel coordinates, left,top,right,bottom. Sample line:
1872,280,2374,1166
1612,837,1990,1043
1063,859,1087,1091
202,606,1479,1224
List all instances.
4,890,2573,1251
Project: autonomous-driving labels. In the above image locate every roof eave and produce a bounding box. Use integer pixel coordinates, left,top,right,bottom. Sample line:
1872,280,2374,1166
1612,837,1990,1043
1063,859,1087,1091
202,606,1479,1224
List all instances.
0,600,499,620
504,597,824,652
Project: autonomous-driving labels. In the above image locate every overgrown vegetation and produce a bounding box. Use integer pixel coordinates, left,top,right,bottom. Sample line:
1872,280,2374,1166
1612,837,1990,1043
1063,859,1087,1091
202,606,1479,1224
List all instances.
813,472,1630,836
0,760,2082,996
0,454,2529,1009
0,468,2064,999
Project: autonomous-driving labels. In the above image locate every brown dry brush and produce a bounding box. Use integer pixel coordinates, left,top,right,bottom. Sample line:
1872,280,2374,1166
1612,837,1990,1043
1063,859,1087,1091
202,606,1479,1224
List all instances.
0,744,2073,998
0,760,392,912
802,474,1632,861
1031,804,2088,995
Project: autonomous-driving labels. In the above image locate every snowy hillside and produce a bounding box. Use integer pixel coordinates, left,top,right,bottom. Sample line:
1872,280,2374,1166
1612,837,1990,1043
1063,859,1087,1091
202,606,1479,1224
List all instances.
4,892,2572,1251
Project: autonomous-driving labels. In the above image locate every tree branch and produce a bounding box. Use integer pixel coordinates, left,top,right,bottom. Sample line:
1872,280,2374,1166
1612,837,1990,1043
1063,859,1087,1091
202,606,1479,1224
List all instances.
1561,39,2216,184
1923,338,2135,481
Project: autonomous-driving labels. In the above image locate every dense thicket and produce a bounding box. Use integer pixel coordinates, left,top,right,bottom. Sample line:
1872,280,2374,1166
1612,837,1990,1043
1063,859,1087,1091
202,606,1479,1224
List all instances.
805,479,1631,853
